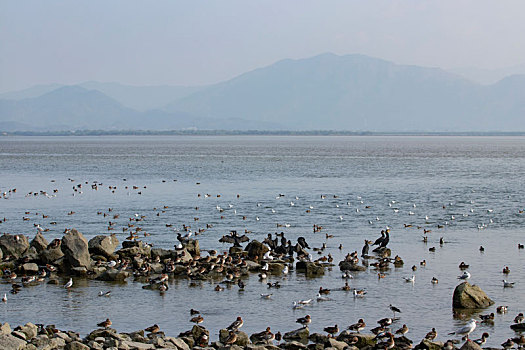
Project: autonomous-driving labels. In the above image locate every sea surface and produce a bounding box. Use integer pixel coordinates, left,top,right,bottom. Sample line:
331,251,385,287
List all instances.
0,135,524,346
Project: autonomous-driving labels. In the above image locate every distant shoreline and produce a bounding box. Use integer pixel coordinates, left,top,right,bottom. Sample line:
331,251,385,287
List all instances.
2,130,525,137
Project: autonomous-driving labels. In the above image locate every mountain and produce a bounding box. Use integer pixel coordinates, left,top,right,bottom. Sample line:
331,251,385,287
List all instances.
0,82,203,111
0,86,281,131
450,64,525,85
165,53,525,131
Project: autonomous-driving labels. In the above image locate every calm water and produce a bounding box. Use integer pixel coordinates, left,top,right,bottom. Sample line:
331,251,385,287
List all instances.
0,135,524,346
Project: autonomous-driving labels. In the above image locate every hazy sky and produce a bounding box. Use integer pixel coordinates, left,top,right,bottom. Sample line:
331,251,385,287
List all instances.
1,0,525,92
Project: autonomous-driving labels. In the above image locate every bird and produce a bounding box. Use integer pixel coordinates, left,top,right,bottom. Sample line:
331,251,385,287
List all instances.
145,324,160,333
2,293,7,303
378,318,393,327
260,293,273,299
323,325,339,337
224,331,238,345
457,271,471,280
389,304,401,318
503,266,510,274
64,278,73,289
431,277,439,284
348,319,366,333
502,279,515,288
98,291,111,297
97,318,112,328
497,306,508,313
190,315,204,324
514,313,524,323
479,313,494,322
353,289,367,297
501,339,515,349
404,275,415,283
448,319,477,340
316,293,331,302
190,309,200,315
425,328,437,341
227,316,243,331
395,324,409,336
296,315,311,327
474,332,489,346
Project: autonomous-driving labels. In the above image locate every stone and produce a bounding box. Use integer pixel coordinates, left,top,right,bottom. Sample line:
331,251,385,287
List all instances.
267,263,285,275
1,322,12,335
327,338,348,350
452,282,494,309
23,344,37,350
61,229,91,268
54,338,66,348
191,325,209,341
459,340,483,350
169,337,190,350
229,247,244,255
96,269,130,281
296,262,325,277
0,234,29,259
18,323,38,340
88,235,119,259
337,332,375,348
41,246,64,264
414,339,443,350
338,261,367,272
21,247,40,263
185,239,200,257
119,340,155,350
308,333,329,344
511,323,525,331
281,341,308,350
30,232,48,254
219,330,250,347
245,240,269,260
283,327,309,344
65,341,90,350
151,248,172,260
86,328,120,341
12,331,27,340
0,333,27,350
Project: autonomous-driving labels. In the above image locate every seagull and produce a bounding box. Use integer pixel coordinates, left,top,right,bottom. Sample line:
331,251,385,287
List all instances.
316,293,332,302
261,293,273,299
98,291,111,297
2,293,6,303
502,280,515,288
404,275,415,283
292,301,305,309
458,271,471,280
282,265,289,274
449,319,477,340
64,278,73,289
298,299,313,305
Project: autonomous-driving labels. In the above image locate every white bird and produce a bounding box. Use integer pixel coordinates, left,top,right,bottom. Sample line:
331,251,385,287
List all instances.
309,205,314,209
261,293,272,299
413,204,416,208
107,260,117,268
290,202,295,206
502,280,515,288
404,275,416,283
256,217,260,221
449,319,477,340
458,271,471,280
342,271,353,279
263,251,273,260
356,208,360,213
408,211,415,215
261,263,269,271
283,265,289,274
316,293,331,302
271,209,276,213
64,278,73,289
36,224,44,234
298,299,313,305
2,293,7,302
393,209,399,213
339,216,343,221
292,301,304,309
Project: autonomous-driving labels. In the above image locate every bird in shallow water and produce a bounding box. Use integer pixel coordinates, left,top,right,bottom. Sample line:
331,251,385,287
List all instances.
502,279,515,288
474,332,489,346
404,275,415,283
448,319,477,340
497,305,508,313
389,304,401,318
2,293,7,303
479,313,494,322
64,278,73,289
431,277,439,284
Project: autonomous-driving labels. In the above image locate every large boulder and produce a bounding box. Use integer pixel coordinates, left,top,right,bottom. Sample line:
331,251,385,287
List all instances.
61,229,91,269
41,246,64,264
296,261,324,277
338,261,367,272
96,269,130,281
453,282,494,309
88,234,119,259
0,234,29,259
185,239,200,257
459,340,483,350
21,263,39,274
245,240,269,261
283,327,309,344
30,232,49,254
0,333,27,350
219,329,250,347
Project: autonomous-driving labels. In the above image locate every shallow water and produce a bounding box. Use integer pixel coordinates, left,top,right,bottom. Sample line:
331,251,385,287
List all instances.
0,135,524,346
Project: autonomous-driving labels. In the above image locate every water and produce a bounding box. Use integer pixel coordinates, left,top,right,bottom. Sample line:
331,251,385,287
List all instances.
0,135,524,346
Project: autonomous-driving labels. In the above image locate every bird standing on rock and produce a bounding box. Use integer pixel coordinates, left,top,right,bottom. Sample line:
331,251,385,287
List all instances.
97,319,112,328
227,316,243,331
348,319,366,333
296,315,311,328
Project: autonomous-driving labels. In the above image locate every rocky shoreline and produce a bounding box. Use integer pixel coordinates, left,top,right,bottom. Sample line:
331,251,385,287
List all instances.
0,320,498,350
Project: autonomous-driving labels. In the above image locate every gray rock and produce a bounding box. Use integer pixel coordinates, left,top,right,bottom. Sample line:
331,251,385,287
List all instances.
414,339,443,350
86,328,120,341
96,269,130,281
452,282,494,309
21,246,40,263
245,240,269,260
283,327,309,344
1,323,12,335
219,330,250,347
0,333,27,350
30,232,48,254
119,340,155,350
40,246,64,264
267,263,285,275
169,337,190,350
18,322,38,340
0,234,29,259
54,337,66,348
295,262,325,277
281,341,308,350
71,266,88,276
61,229,91,268
65,341,90,350
88,234,119,259
338,261,366,272
327,338,350,350
337,333,375,348
11,331,27,340
459,340,483,350
185,239,200,257
151,248,172,260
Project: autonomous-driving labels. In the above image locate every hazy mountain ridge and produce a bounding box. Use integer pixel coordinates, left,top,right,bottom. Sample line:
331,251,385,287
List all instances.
1,53,525,132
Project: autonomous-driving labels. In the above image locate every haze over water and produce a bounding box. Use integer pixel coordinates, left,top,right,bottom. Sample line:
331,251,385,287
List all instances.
1,135,524,346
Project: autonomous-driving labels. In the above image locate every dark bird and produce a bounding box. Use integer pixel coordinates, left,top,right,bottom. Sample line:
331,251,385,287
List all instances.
97,319,112,328
296,315,311,328
227,316,244,331
389,304,401,318
324,325,339,337
145,324,160,333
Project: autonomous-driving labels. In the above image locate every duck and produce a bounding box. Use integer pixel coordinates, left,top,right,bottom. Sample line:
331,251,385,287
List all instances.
395,324,409,335
323,325,339,337
425,328,437,341
296,315,311,327
227,316,243,331
503,266,510,274
348,319,366,333
479,313,494,322
431,277,439,284
97,318,112,328
224,331,238,345
318,286,330,295
497,305,508,313
190,315,204,324
514,313,524,323
459,262,469,269
474,332,489,346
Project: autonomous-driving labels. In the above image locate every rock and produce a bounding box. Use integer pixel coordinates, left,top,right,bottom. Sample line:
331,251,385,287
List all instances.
283,327,309,344
459,340,483,350
1,323,12,335
40,246,64,264
281,341,308,350
21,247,40,263
229,247,244,255
0,248,2,260
185,239,200,257
65,341,90,350
86,328,120,341
511,323,525,331
414,339,443,350
337,332,375,348
20,263,39,274
30,335,58,350
0,334,27,350
119,340,155,350
169,337,190,350
308,333,329,344
71,266,88,276
267,263,285,275
296,262,325,277
0,234,29,259
96,269,130,281
338,261,367,272
18,323,38,340
245,240,269,260
151,248,172,260
190,325,209,341
452,282,494,309
30,233,48,254
88,235,119,259
326,338,348,350
11,331,26,340
61,229,91,268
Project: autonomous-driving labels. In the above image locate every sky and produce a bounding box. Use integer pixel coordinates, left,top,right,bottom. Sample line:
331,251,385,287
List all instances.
1,0,525,93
